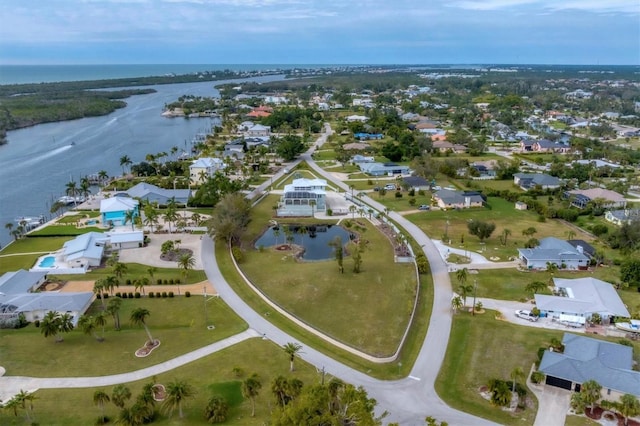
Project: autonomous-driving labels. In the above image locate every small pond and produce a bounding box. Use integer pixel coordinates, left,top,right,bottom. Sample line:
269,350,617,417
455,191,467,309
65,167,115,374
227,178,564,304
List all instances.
255,224,355,260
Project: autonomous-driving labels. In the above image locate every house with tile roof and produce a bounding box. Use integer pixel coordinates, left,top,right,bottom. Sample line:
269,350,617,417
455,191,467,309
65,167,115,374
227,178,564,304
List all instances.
539,333,640,399
518,237,589,270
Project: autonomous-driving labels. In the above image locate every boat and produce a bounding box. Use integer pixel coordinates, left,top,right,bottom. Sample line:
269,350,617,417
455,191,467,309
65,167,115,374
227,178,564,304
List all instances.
615,320,640,333
70,141,76,146
57,195,85,205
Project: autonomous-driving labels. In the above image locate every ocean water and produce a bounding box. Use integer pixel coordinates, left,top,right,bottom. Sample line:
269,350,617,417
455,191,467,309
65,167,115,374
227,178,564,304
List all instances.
0,64,330,85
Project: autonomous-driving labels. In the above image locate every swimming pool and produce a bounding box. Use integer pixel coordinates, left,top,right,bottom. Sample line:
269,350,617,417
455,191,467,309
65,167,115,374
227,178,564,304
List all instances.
87,219,97,225
38,256,56,268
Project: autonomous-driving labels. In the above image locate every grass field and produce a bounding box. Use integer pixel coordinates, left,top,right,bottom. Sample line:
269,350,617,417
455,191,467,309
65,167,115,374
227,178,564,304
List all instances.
29,225,104,236
52,263,208,285
0,236,73,255
0,296,247,377
0,338,320,426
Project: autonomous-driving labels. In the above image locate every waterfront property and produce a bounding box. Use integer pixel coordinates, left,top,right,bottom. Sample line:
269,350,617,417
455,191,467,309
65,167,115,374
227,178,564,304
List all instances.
254,224,353,260
277,178,327,217
539,333,640,399
189,157,227,185
534,277,629,324
61,231,106,269
0,269,92,325
100,197,139,227
126,182,190,206
517,237,590,270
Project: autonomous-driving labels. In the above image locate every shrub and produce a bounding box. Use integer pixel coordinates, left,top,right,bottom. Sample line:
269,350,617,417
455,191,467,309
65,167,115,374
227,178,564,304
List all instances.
163,279,169,285
530,371,545,384
126,279,132,285
169,279,174,285
232,366,244,377
175,278,180,284
34,320,40,328
231,247,244,263
168,292,174,298
149,292,155,298
121,293,127,299
134,292,141,299
408,188,415,196
115,292,121,298
102,293,109,299
162,292,167,298
157,279,162,285
418,189,425,196
327,208,333,216
128,292,134,298
185,291,191,298
591,224,608,236
394,191,403,198
155,292,161,297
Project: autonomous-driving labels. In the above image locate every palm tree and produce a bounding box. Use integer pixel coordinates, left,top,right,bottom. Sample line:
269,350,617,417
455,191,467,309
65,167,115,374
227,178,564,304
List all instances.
58,313,74,340
112,263,128,286
111,384,132,409
124,209,137,231
178,253,195,293
580,380,602,415
310,200,317,217
500,228,512,246
5,222,14,239
107,297,122,330
283,342,302,372
525,281,548,296
143,205,158,233
130,307,154,344
163,200,179,233
451,296,463,313
510,366,525,394
120,155,132,176
349,204,357,219
619,394,640,426
15,389,36,422
204,396,229,423
80,176,91,200
50,200,66,218
65,180,78,205
93,279,107,310
40,311,61,342
162,379,195,419
456,267,468,287
297,225,307,246
146,266,157,285
78,315,98,341
98,170,109,187
4,395,20,417
94,312,107,341
273,227,281,246
93,390,110,422
134,276,149,296
241,374,262,417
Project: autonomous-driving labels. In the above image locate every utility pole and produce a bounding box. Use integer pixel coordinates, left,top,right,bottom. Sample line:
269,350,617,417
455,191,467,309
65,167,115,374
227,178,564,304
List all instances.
472,279,478,317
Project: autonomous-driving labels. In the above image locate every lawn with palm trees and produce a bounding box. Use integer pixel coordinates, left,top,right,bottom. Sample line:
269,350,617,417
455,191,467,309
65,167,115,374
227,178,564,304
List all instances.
0,297,247,377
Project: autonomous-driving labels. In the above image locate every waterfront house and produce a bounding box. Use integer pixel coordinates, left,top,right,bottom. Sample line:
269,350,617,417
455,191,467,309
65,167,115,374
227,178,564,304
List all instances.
100,197,139,227
433,189,484,209
517,237,589,270
62,232,106,268
278,178,327,217
127,182,190,206
244,123,271,138
513,173,561,191
539,333,640,399
104,230,144,250
189,158,227,185
534,277,629,324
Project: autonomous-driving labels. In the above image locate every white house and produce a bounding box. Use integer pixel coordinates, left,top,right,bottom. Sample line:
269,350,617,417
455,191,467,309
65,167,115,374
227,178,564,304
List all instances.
517,237,590,270
190,157,227,185
345,115,369,123
62,232,107,268
278,178,327,217
244,124,271,137
104,230,144,250
605,209,640,226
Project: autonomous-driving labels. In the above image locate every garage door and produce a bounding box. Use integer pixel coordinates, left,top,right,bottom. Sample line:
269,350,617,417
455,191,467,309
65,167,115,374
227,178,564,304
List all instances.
545,375,572,390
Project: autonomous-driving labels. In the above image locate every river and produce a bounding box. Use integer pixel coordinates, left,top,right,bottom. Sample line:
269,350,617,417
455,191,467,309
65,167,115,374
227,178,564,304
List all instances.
0,74,285,249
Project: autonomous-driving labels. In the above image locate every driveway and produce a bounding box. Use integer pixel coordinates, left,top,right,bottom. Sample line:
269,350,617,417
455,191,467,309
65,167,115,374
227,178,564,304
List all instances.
117,232,204,270
530,383,571,426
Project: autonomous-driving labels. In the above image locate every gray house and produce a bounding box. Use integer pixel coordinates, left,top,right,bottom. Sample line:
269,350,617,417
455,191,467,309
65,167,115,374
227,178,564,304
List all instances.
539,333,640,400
358,162,410,176
513,173,561,190
127,182,191,206
518,237,589,270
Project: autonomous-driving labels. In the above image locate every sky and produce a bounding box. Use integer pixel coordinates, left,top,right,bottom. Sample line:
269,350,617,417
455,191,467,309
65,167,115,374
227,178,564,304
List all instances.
0,0,638,65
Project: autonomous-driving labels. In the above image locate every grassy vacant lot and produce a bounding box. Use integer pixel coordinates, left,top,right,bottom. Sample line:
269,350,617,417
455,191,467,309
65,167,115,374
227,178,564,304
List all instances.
455,267,622,302
0,236,72,255
52,263,208,285
0,338,319,426
408,197,597,260
436,311,557,425
240,199,417,356
29,225,104,236
0,296,247,377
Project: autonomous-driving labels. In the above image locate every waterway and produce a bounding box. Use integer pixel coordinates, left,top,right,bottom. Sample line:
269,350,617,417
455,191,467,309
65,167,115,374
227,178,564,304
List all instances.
0,74,285,249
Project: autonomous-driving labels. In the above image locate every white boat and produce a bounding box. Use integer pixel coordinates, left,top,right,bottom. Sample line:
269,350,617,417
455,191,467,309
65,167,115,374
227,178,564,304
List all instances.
57,196,85,205
615,320,640,333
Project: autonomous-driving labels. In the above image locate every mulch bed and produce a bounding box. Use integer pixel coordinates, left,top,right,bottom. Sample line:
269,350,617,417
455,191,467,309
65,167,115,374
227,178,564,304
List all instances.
160,248,192,262
152,384,166,401
134,339,161,357
583,406,640,426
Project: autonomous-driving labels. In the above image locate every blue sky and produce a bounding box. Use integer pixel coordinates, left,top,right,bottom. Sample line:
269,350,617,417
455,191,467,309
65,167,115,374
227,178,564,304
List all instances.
1,0,638,65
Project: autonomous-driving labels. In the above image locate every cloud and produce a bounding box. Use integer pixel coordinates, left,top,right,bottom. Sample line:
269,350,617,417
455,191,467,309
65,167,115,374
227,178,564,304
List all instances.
450,0,639,13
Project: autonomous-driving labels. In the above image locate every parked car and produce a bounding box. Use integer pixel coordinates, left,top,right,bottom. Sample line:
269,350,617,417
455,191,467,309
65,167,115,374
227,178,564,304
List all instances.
418,205,430,210
384,183,397,190
515,309,538,322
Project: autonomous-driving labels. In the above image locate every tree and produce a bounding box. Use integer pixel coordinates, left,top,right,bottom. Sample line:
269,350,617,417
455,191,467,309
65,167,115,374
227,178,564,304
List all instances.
124,209,137,231
107,297,122,330
163,200,179,233
499,229,512,246
329,236,344,273
14,389,36,422
130,307,154,344
65,180,78,205
525,281,548,296
111,384,132,409
467,220,496,242
451,296,463,313
510,366,525,394
134,276,149,296
457,284,473,308
350,239,366,273
178,252,195,288
619,393,640,426
78,314,100,342
146,266,157,285
621,259,640,287
120,155,132,176
163,379,195,419
112,263,128,286
204,396,229,423
580,380,602,415
94,279,107,310
41,311,73,343
283,342,302,372
207,193,252,246
50,200,66,218
143,206,159,233
522,227,537,237
93,390,111,422
487,379,511,407
274,135,305,161
5,222,13,240
242,373,262,417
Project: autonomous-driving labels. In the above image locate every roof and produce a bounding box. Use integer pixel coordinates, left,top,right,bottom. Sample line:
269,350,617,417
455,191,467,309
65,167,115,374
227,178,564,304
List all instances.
402,176,430,187
0,292,93,319
63,232,106,261
359,162,410,173
190,157,225,169
100,197,139,213
567,240,596,257
0,270,47,295
567,188,625,203
126,183,190,205
518,237,589,263
514,173,561,188
104,231,144,244
539,333,640,396
434,189,484,205
535,277,629,317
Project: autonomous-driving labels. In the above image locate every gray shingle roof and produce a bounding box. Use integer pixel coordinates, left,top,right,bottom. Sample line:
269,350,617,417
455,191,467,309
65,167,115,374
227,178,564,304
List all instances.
539,333,640,396
0,270,47,295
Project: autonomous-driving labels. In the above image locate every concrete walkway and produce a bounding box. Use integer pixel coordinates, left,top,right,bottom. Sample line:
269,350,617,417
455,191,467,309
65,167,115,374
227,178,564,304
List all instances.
0,329,260,402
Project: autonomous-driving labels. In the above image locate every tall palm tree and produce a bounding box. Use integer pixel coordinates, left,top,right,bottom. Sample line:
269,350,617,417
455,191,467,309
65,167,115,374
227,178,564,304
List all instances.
65,180,78,206
5,222,14,239
146,266,157,285
163,200,179,233
580,380,602,415
457,283,473,308
124,209,137,231
241,374,262,417
78,315,98,341
40,311,61,342
50,200,66,218
525,281,548,296
15,389,36,422
98,170,109,187
162,379,195,419
130,307,154,344
94,312,107,341
120,155,132,176
93,390,110,422
134,276,149,296
143,206,159,233
500,228,512,246
178,253,195,292
456,267,468,286
451,296,463,314
80,176,91,200
619,394,640,426
112,263,128,286
283,342,302,372
111,384,132,409
107,297,122,330
93,279,107,310
297,225,307,246
510,366,524,393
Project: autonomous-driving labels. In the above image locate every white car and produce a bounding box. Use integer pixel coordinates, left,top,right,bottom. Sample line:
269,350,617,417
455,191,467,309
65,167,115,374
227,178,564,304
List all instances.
515,309,538,322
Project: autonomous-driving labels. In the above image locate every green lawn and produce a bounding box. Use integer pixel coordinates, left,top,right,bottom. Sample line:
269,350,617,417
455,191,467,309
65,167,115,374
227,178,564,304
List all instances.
0,338,319,426
29,225,104,236
0,237,72,255
52,263,207,285
0,254,41,272
565,415,599,425
0,296,247,377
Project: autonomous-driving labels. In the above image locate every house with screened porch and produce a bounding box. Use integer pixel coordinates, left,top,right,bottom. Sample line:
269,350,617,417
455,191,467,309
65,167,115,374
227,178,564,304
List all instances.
277,178,327,217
